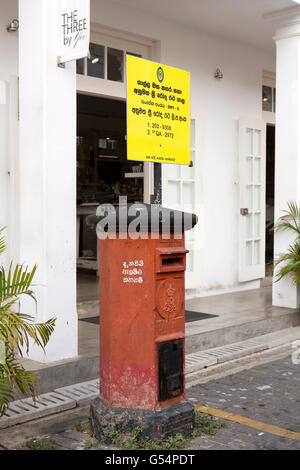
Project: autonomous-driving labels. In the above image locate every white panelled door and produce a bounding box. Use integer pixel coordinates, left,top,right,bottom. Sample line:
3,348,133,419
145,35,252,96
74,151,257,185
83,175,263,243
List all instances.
238,118,266,282
162,120,197,288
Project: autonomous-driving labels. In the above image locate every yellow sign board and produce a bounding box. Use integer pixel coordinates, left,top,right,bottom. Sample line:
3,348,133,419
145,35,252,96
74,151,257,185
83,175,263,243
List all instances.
127,56,190,165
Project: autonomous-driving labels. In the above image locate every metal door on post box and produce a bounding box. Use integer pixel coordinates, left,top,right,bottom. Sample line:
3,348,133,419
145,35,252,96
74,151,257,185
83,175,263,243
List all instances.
158,339,184,402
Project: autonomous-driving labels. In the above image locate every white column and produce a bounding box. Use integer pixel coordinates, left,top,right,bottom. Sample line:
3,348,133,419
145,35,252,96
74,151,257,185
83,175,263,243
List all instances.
269,7,300,308
18,0,78,361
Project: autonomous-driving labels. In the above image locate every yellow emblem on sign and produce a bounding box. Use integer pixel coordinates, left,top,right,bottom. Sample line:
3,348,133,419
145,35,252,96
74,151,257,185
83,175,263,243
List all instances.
126,56,190,165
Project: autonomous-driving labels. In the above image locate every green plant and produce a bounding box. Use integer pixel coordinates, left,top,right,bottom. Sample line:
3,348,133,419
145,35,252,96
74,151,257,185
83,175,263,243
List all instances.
105,429,122,447
84,439,93,450
273,201,300,285
105,427,189,450
0,227,56,416
83,438,100,450
74,421,86,433
104,411,226,450
26,437,57,451
192,411,226,437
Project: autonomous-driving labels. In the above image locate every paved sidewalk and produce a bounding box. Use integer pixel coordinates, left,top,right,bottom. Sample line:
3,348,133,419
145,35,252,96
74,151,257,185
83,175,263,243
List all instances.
0,355,299,450
187,355,300,449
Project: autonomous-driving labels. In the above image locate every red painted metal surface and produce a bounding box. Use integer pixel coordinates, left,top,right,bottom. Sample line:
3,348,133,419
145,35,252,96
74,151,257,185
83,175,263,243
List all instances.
99,234,188,410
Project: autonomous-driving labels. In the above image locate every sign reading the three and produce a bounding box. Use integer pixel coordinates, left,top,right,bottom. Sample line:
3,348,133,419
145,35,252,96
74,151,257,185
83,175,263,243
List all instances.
59,0,90,64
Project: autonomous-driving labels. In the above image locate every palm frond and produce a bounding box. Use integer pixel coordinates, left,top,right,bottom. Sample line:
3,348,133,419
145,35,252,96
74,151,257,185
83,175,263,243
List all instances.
275,261,300,284
0,376,13,416
0,227,56,416
0,227,6,257
0,351,37,416
0,310,56,355
274,200,300,238
274,202,300,286
0,264,37,305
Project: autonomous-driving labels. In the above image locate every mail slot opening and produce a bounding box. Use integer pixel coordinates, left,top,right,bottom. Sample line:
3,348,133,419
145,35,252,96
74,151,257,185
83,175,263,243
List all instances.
161,255,185,270
162,256,183,266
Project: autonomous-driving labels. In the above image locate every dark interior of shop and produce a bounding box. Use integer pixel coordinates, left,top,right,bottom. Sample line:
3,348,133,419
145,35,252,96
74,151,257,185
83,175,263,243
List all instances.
76,94,144,271
265,124,275,274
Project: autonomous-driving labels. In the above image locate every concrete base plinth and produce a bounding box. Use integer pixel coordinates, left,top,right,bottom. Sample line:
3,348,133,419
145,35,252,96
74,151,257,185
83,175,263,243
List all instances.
90,397,195,443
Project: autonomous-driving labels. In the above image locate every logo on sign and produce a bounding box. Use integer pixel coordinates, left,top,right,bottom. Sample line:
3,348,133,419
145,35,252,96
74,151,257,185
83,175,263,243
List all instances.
61,9,88,50
59,0,90,64
157,67,164,83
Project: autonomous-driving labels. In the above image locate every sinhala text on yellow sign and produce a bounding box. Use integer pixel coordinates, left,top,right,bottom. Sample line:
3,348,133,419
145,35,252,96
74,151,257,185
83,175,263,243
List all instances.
127,56,190,165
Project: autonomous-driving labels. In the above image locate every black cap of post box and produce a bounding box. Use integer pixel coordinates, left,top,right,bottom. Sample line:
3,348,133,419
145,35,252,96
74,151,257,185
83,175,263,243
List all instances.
86,203,198,234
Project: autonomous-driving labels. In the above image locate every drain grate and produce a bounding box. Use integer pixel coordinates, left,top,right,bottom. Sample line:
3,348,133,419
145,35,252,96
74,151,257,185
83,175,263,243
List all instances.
186,339,267,374
0,379,100,430
0,392,76,430
54,379,99,405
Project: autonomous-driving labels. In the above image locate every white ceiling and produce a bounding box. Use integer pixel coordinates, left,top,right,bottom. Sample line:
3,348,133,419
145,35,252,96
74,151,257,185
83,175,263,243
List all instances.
115,0,296,52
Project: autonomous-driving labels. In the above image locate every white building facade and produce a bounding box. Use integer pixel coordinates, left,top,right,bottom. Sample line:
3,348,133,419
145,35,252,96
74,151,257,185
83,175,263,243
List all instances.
0,0,300,362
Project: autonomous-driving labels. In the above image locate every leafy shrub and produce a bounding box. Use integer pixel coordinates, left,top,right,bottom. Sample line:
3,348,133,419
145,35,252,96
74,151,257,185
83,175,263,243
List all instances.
0,227,55,416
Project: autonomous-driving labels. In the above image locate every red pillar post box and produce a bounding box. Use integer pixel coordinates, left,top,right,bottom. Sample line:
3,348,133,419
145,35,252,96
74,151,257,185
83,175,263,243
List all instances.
89,204,197,441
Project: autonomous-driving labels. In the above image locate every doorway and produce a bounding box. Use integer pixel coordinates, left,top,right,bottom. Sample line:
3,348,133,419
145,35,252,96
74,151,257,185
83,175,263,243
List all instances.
265,124,275,278
76,94,145,301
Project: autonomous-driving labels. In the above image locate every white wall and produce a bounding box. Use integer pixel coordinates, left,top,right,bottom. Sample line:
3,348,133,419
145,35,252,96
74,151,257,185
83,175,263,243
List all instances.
91,0,275,295
17,0,78,362
0,0,78,363
0,0,18,265
273,24,300,308
0,80,9,265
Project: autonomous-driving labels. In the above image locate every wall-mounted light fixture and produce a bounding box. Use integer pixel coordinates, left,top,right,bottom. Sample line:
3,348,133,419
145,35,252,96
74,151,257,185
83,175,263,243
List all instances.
214,68,223,80
88,50,99,64
6,19,19,32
